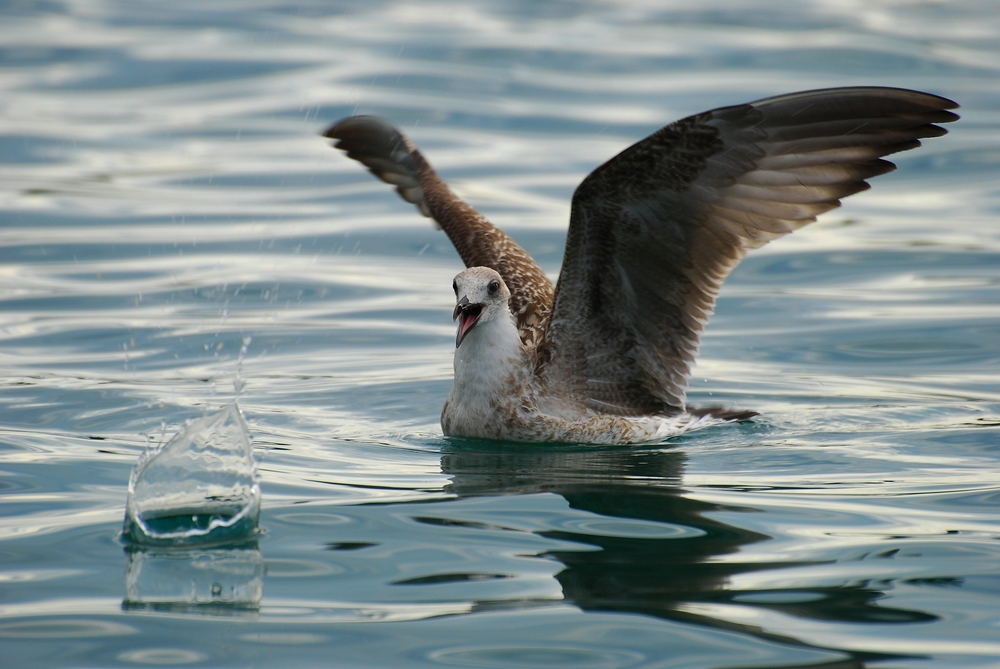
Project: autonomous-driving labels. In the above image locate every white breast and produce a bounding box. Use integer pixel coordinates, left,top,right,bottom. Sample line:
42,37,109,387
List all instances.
442,309,528,439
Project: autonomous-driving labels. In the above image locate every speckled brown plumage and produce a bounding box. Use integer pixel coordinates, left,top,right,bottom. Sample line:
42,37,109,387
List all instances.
325,87,958,442
324,117,553,347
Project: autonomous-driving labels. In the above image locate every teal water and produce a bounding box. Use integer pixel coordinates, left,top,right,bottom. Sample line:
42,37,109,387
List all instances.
2,1,1000,667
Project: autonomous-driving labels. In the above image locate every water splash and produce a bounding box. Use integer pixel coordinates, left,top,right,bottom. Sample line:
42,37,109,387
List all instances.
124,404,260,546
234,336,252,398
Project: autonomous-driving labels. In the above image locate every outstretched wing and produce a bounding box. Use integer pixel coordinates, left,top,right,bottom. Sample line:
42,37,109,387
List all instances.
541,87,958,415
324,117,554,346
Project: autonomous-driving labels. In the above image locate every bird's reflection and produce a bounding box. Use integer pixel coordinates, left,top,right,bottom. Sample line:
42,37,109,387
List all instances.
440,441,933,666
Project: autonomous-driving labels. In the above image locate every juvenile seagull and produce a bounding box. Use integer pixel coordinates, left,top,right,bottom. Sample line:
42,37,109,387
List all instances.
325,87,957,444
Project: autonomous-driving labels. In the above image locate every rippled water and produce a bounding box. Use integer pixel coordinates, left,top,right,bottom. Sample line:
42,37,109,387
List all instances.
2,1,1000,667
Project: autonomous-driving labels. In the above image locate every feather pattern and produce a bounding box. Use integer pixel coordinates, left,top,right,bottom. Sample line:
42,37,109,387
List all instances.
541,87,958,415
325,87,957,443
324,117,553,347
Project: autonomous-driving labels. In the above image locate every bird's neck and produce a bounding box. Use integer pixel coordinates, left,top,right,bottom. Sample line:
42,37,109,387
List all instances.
451,309,528,403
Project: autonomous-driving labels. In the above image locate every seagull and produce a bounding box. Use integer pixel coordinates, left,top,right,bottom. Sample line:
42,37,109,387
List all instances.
325,87,958,444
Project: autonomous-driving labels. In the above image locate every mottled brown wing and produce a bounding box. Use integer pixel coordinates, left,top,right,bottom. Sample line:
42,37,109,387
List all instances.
324,117,554,346
542,87,958,415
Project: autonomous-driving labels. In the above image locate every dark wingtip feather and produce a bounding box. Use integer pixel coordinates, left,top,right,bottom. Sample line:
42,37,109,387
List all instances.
751,87,960,129
322,115,386,140
880,138,924,157
917,110,961,125
688,406,759,422
322,117,357,140
323,116,432,215
919,123,951,139
322,116,411,156
930,94,960,111
862,158,898,179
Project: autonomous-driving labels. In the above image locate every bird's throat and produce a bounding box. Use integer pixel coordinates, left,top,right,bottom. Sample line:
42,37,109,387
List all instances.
456,304,484,347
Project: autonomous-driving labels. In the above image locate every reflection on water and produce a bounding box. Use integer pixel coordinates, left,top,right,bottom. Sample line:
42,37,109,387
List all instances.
123,543,263,614
441,443,933,664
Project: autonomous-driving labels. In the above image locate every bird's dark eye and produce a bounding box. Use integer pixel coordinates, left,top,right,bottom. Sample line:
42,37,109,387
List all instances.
488,280,500,295
452,280,458,294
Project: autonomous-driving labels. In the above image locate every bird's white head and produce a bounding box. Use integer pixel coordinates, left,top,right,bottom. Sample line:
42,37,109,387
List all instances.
452,267,511,348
